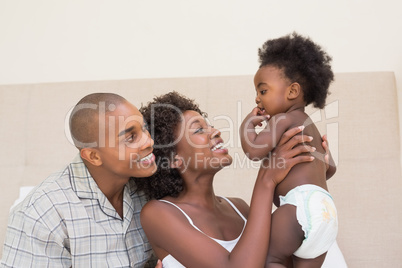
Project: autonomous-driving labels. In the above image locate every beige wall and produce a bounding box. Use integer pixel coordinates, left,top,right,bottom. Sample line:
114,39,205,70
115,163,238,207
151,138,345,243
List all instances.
1,0,402,160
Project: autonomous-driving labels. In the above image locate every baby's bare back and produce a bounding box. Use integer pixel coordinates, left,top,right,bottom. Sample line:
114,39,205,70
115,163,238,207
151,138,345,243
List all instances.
274,110,328,204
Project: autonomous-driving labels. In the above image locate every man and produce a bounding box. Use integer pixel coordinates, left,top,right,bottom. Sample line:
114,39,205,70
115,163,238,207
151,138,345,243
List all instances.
1,93,161,267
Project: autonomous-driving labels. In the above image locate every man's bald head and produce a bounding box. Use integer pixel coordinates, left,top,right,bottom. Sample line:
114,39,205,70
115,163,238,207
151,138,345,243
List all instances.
69,93,128,149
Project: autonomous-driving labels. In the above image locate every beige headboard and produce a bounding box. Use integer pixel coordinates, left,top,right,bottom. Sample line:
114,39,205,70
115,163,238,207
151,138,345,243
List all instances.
1,72,401,266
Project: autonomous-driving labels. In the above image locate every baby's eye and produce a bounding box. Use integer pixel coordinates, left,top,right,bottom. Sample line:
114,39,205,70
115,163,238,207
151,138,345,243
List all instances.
260,90,267,95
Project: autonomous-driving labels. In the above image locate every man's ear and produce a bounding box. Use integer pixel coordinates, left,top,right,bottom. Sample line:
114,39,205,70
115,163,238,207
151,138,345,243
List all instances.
170,155,183,169
80,148,102,166
288,82,302,100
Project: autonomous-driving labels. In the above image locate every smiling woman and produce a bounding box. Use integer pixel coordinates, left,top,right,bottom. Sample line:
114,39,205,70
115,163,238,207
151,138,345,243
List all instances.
134,91,318,268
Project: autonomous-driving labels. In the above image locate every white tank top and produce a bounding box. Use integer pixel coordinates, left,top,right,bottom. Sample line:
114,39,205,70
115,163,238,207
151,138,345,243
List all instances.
159,196,247,268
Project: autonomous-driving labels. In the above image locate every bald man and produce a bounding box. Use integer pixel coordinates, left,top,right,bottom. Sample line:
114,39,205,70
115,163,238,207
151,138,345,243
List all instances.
1,93,161,268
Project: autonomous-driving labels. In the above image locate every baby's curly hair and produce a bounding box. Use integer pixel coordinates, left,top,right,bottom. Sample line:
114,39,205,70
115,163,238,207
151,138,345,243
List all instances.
258,32,334,108
133,91,204,200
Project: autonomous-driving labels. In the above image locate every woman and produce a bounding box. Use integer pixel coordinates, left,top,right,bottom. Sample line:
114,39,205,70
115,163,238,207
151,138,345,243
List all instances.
135,91,324,268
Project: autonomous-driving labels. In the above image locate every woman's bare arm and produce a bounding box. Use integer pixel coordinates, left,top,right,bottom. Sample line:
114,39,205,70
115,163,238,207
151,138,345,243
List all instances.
141,126,316,268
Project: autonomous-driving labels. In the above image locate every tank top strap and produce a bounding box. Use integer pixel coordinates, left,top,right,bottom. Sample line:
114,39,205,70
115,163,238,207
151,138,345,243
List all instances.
158,199,203,233
219,196,247,222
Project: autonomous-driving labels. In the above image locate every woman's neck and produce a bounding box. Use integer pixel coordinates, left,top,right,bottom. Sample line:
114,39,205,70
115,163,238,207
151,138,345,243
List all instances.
175,172,219,207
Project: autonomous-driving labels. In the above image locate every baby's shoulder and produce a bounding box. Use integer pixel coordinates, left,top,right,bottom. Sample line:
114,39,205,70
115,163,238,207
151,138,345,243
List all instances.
287,109,309,120
281,110,310,126
269,112,303,128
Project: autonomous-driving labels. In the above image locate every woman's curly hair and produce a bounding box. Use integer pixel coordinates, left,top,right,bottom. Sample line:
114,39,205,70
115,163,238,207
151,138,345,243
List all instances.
258,32,334,109
133,91,204,200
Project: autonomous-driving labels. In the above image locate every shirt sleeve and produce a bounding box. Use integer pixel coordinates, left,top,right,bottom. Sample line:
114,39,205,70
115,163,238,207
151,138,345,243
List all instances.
1,206,71,267
143,252,158,268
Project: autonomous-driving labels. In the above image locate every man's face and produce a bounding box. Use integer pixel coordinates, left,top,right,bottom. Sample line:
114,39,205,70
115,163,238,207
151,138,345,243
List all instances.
95,101,157,179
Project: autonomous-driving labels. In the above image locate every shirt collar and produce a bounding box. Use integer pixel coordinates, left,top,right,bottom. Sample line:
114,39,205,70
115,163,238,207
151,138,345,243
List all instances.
68,154,139,201
68,154,100,200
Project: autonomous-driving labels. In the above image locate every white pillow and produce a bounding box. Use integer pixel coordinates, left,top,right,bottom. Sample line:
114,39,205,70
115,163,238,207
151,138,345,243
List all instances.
10,186,35,211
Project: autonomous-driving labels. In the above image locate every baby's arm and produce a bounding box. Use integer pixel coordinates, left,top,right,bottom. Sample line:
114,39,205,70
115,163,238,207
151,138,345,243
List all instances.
240,108,293,160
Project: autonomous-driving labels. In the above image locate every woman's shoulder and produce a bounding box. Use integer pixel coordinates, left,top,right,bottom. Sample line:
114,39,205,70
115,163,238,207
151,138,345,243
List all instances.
225,197,250,218
142,199,172,215
141,199,187,222
141,199,168,220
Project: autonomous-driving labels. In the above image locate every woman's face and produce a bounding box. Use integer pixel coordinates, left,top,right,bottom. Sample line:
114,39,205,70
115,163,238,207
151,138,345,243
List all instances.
173,110,232,174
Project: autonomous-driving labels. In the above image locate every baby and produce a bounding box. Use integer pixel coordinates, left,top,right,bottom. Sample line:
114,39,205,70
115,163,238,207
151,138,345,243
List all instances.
240,32,337,267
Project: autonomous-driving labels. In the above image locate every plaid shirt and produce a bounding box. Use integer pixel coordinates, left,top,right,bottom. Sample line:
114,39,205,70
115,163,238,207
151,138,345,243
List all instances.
1,154,156,268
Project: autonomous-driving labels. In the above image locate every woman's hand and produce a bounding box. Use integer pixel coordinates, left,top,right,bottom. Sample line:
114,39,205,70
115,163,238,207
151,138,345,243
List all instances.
259,126,315,186
322,134,337,179
322,135,330,171
154,259,162,268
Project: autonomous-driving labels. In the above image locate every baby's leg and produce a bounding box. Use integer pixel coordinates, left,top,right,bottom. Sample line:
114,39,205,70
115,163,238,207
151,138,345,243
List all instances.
265,204,304,268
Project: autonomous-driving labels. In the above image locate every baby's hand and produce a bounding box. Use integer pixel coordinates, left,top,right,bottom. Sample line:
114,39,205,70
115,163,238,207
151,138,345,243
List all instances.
256,107,268,116
248,107,270,127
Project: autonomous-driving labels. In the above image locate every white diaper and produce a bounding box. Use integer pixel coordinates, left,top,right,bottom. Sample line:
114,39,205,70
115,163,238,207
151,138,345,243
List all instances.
279,184,338,259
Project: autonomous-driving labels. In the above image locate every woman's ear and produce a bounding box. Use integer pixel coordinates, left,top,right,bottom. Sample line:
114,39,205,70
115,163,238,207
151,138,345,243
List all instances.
170,155,183,169
80,148,102,166
288,82,302,100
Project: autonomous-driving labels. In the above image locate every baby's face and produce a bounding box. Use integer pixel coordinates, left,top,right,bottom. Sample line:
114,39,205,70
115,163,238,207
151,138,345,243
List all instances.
254,65,292,116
